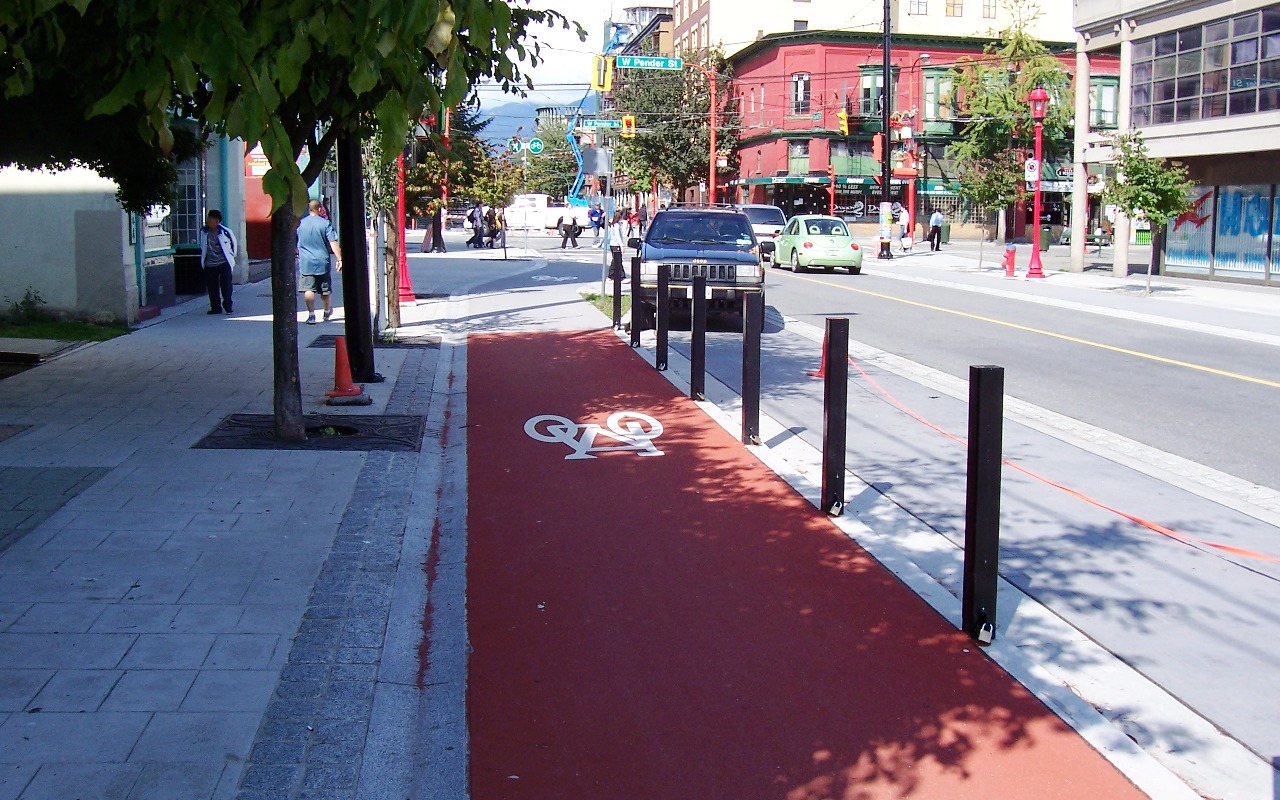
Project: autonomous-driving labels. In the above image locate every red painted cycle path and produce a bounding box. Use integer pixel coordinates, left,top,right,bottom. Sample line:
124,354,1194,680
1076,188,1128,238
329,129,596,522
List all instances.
467,329,1147,799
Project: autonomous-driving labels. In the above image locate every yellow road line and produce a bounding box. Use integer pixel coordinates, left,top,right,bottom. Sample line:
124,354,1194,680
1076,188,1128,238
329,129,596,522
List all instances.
781,271,1280,390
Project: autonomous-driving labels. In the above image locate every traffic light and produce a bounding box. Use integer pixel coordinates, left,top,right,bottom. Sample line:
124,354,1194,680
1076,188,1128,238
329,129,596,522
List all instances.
621,114,636,138
827,164,835,182
872,133,884,163
836,109,849,135
591,55,614,92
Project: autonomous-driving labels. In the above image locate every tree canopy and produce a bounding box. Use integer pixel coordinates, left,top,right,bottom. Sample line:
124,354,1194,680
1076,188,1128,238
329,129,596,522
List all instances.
947,1,1072,223
612,51,739,197
520,121,579,199
1101,131,1193,228
3,0,581,440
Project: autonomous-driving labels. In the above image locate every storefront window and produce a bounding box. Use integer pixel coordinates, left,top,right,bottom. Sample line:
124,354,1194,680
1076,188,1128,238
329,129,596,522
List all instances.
1166,186,1214,275
1214,184,1272,278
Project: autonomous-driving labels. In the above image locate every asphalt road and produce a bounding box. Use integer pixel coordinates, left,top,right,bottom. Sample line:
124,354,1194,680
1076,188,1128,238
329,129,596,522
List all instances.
761,263,1280,492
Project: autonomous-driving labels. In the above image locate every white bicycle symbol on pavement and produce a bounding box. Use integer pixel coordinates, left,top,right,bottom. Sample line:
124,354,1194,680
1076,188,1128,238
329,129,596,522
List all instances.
524,411,665,460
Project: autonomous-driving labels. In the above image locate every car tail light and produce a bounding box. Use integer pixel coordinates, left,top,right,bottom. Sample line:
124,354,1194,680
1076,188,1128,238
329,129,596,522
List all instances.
851,243,860,251
802,241,813,249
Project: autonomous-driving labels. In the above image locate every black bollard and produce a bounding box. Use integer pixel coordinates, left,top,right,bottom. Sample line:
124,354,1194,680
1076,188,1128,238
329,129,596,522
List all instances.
612,266,623,331
656,264,670,370
962,365,1004,646
741,291,763,445
630,255,642,347
820,318,849,516
690,275,707,401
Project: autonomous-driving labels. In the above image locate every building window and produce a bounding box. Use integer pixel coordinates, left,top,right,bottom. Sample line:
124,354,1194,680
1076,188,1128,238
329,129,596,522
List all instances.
171,155,204,247
701,21,709,49
759,85,766,125
1089,78,1119,128
946,0,962,17
983,0,995,18
791,72,811,114
858,70,894,116
788,139,810,174
794,19,808,31
923,71,955,120
1130,7,1280,126
909,0,927,13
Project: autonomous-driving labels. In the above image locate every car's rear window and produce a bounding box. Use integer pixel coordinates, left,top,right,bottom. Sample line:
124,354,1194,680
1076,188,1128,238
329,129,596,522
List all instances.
742,206,786,226
801,219,849,237
648,213,755,248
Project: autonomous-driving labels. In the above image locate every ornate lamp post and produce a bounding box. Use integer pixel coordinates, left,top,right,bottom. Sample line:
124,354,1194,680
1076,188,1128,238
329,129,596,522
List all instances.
1026,86,1050,279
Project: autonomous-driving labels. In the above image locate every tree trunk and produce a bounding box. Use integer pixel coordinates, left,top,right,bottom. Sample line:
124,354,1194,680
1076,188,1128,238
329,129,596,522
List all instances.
270,205,306,441
385,214,401,329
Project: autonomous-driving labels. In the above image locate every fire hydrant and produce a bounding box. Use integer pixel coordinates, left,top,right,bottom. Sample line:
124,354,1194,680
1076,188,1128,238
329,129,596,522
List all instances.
1002,244,1017,278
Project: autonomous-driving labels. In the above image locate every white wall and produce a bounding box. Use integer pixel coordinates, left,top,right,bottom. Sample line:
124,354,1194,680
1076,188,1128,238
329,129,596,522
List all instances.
0,166,131,320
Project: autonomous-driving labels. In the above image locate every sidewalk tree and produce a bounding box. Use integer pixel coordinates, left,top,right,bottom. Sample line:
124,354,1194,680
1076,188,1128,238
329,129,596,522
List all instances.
3,0,580,440
1101,130,1193,292
947,0,1071,244
521,121,579,198
612,51,739,198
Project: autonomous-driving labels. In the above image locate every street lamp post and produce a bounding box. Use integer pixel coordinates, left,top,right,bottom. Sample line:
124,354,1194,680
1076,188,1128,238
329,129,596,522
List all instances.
878,0,893,260
1026,86,1049,279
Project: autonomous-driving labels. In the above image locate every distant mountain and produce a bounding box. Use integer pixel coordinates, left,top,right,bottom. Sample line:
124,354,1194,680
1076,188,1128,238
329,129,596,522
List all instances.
480,94,599,145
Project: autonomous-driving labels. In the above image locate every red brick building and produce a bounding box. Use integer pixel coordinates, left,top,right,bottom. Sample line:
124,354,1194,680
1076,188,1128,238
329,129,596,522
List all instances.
727,31,1120,237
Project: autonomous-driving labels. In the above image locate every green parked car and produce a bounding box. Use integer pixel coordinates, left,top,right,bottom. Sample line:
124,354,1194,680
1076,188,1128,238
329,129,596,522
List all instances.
773,215,864,274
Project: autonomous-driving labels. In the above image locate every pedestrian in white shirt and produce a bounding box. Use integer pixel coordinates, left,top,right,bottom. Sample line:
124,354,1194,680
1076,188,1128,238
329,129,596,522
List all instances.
607,212,627,280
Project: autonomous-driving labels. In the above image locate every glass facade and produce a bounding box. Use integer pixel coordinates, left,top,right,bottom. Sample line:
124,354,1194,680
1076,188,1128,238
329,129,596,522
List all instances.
1166,183,1280,283
1131,5,1280,126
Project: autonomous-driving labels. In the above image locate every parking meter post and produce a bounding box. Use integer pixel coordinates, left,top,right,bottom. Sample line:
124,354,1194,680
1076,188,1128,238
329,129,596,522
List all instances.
741,291,763,445
690,275,707,401
963,365,1004,646
630,255,642,347
820,317,849,516
656,264,670,369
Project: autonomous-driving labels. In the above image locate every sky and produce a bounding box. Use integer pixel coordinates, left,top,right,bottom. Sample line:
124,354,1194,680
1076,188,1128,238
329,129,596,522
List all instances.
474,0,611,116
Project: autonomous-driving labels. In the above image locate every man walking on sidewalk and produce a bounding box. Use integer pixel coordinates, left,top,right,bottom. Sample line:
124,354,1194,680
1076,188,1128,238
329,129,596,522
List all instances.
198,210,237,314
928,208,945,251
297,200,343,324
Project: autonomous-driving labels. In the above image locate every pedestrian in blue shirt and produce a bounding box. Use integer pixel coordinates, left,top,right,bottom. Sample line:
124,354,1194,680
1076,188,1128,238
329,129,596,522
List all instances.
296,200,343,324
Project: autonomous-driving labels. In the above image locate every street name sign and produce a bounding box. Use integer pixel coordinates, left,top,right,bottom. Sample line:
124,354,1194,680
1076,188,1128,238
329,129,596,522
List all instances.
616,55,683,70
579,119,623,129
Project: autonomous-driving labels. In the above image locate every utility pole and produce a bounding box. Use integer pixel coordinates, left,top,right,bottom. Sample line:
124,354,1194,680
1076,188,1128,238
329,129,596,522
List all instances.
878,0,893,260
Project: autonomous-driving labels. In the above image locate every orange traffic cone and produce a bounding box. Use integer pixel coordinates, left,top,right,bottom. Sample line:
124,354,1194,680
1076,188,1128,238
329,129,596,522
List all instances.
326,336,364,398
807,331,827,379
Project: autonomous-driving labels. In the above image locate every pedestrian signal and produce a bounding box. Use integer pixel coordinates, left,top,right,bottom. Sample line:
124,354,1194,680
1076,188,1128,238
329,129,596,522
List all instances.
836,109,849,135
591,55,614,92
621,115,636,138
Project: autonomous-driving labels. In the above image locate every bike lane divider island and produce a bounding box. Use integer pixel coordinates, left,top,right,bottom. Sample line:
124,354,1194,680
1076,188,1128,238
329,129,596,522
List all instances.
465,327,1149,798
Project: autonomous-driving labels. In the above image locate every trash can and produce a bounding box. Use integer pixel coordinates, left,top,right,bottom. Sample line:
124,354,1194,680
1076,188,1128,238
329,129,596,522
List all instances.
1039,225,1051,251
940,223,951,244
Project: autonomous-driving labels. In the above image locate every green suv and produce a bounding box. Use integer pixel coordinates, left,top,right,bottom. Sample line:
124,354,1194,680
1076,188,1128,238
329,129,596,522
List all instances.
630,207,765,329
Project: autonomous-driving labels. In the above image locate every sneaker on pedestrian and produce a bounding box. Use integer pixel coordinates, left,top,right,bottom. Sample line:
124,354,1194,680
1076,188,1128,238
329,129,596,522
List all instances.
224,304,233,314
323,310,332,321
305,313,316,325
207,308,220,315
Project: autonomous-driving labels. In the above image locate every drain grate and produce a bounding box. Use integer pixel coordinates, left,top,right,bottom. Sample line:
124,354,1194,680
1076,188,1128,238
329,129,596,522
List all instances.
193,414,426,452
306,334,440,349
